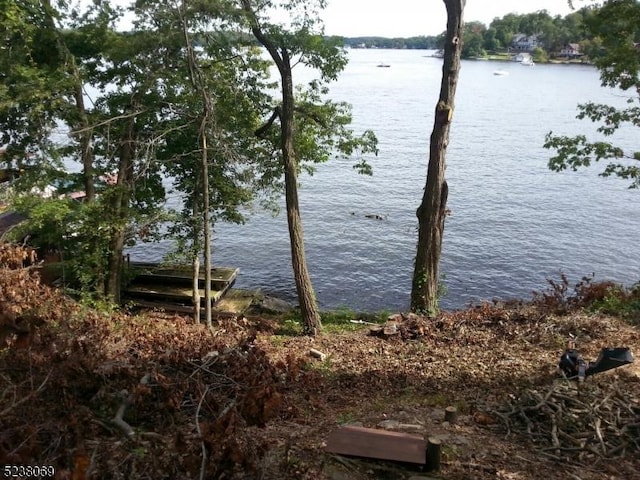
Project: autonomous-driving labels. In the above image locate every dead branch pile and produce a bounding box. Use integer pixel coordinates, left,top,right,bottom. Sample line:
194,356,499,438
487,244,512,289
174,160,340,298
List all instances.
0,244,311,480
1,312,312,479
1,243,73,348
369,312,437,340
491,379,640,463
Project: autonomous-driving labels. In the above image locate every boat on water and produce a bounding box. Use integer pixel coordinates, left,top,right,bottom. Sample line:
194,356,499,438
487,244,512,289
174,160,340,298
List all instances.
493,70,509,76
520,58,535,66
377,62,390,68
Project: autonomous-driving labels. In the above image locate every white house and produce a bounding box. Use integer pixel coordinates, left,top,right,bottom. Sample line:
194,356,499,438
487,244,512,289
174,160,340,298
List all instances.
511,34,539,52
560,43,582,58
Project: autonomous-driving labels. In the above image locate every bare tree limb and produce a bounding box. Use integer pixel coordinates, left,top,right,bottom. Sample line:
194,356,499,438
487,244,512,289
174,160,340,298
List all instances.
0,369,52,417
111,389,135,438
196,385,210,480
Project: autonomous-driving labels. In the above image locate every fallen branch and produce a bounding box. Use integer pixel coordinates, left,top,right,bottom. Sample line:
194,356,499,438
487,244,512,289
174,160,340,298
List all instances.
309,348,327,361
493,380,639,463
0,369,52,417
111,390,135,438
196,385,210,480
111,374,153,438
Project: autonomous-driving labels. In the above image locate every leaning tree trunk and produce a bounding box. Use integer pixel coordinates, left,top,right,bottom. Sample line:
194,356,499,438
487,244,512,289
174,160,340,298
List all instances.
280,52,321,335
242,1,321,335
410,0,465,315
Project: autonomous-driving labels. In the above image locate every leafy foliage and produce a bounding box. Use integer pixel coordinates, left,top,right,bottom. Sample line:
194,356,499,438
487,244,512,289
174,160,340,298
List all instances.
531,273,617,315
530,272,640,324
545,0,640,188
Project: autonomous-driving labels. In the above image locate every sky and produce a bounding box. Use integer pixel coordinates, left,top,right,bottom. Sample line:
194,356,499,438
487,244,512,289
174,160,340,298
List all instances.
321,0,591,38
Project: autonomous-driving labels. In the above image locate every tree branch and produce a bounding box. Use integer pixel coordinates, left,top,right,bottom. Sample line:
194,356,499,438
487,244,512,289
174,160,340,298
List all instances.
0,369,52,417
294,106,327,128
255,107,281,138
239,0,285,73
196,385,210,480
111,389,135,438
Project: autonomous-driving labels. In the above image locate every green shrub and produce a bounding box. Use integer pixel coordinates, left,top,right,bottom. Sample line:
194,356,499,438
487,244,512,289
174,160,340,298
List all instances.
590,282,640,324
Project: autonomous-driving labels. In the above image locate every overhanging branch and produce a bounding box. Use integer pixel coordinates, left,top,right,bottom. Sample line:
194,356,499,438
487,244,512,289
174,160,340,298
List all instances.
255,106,281,138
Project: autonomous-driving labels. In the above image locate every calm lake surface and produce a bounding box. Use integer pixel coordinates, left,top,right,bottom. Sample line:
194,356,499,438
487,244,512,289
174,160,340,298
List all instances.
131,48,640,312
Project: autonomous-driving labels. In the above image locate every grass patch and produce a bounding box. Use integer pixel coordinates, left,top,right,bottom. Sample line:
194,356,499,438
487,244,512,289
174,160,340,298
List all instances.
321,307,389,334
589,283,640,324
274,316,304,336
274,308,390,335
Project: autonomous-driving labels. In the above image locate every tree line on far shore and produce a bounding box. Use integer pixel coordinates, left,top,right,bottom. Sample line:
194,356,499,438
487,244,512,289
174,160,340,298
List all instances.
339,6,613,62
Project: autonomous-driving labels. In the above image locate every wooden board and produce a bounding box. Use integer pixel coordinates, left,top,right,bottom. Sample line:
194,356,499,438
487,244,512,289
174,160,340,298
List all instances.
127,262,238,287
325,426,426,465
124,284,224,304
125,289,257,316
213,289,256,314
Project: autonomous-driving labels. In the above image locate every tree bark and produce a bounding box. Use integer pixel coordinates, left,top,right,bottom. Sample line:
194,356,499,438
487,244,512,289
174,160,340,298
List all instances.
181,0,213,327
410,0,465,315
201,133,212,328
106,109,136,302
280,52,321,335
73,78,95,202
242,1,321,335
192,201,201,324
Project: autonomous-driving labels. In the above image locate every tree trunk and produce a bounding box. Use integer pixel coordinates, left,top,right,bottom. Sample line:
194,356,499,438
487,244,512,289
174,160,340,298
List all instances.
192,202,201,324
73,79,95,202
410,0,465,315
280,52,321,335
201,134,212,328
241,2,321,335
181,1,213,327
106,110,136,302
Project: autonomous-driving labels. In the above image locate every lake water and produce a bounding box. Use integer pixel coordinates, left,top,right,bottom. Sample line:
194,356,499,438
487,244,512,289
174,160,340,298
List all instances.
131,48,640,312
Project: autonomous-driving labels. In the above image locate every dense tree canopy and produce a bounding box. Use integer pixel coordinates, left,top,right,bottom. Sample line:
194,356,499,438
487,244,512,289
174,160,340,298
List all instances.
0,0,376,324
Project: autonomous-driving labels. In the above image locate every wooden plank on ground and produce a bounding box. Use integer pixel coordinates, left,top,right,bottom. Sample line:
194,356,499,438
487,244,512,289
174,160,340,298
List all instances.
325,426,426,465
125,299,195,314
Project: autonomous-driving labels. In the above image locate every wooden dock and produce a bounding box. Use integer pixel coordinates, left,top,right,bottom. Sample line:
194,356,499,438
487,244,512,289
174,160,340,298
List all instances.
123,261,240,313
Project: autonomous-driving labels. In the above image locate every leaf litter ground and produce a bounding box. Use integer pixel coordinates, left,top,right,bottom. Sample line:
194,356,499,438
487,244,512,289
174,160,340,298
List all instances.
1,253,639,480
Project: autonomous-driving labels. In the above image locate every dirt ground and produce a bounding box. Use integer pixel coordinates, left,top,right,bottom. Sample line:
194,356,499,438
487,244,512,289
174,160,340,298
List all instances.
1,253,639,479
250,308,640,480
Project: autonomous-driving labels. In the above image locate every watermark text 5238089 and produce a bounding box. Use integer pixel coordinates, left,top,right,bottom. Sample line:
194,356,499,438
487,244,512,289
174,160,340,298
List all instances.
3,465,55,478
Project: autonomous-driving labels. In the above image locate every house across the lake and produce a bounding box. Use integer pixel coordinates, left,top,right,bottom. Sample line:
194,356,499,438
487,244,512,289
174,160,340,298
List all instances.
511,34,539,52
559,43,582,59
